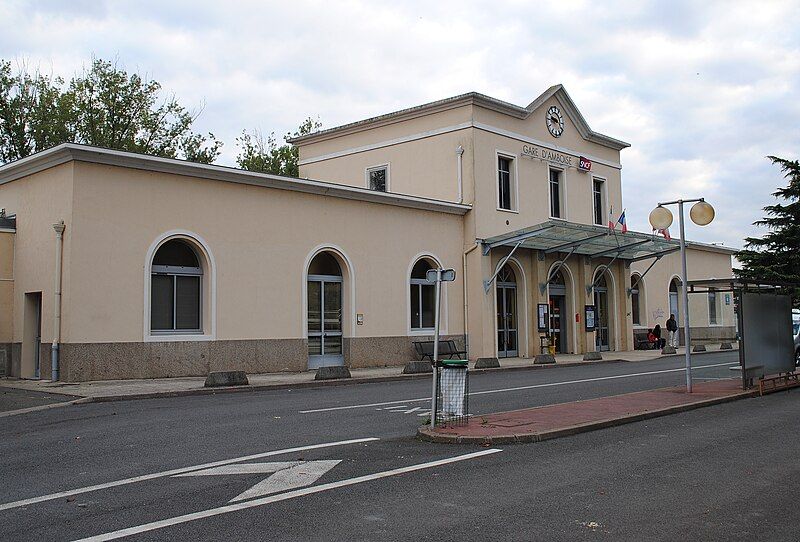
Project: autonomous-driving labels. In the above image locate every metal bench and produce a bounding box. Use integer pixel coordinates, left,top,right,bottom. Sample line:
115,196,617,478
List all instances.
413,340,467,362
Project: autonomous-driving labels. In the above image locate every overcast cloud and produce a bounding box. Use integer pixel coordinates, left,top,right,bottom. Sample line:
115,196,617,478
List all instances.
2,0,798,249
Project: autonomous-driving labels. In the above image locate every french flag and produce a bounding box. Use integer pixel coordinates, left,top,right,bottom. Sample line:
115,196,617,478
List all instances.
617,210,628,233
608,206,616,231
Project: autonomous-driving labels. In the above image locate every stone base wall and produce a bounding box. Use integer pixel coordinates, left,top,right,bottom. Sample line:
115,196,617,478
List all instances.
55,334,467,381
0,343,10,376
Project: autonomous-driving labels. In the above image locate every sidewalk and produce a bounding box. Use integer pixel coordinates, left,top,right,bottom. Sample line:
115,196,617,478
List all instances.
418,378,758,445
0,343,736,403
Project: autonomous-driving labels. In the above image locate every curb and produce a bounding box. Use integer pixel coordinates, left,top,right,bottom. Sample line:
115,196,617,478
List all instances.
0,398,84,418
416,387,760,445
0,347,737,405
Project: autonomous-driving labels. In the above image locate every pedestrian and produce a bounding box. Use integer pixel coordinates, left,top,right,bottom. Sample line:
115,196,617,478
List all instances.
653,324,665,349
666,314,678,347
647,328,658,349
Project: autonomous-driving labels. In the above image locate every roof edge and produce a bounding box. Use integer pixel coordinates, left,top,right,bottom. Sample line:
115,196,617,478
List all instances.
290,85,630,151
0,144,472,216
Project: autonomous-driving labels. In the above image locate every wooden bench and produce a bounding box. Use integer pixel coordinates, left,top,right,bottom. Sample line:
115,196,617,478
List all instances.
635,338,658,350
413,340,467,362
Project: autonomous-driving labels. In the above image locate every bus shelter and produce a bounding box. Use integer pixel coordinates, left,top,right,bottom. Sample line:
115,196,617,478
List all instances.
687,278,796,390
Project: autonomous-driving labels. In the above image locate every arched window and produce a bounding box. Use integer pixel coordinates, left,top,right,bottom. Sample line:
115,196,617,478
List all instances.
631,274,641,326
410,259,436,330
151,239,202,332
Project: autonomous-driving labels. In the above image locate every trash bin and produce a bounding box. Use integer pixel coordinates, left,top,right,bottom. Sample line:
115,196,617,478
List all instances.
437,359,468,422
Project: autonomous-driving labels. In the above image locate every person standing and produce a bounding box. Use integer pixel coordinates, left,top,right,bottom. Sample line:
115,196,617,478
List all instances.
666,314,678,347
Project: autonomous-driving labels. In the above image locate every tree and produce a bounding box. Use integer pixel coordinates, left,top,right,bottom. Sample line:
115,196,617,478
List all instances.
236,116,321,177
736,156,800,304
0,61,74,163
0,58,221,164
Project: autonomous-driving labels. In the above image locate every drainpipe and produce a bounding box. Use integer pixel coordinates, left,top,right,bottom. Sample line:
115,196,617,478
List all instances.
462,240,479,359
51,220,65,381
456,145,464,203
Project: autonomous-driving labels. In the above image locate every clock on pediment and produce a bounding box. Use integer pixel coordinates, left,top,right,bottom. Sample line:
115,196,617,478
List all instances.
546,106,564,138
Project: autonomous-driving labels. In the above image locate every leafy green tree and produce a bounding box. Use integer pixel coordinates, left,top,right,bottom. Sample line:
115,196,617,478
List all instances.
236,116,321,177
0,58,221,164
0,61,74,163
736,156,800,304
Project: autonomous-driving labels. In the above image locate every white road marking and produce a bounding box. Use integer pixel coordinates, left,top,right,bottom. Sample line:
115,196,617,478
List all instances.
71,448,503,542
299,362,738,413
400,407,422,414
0,438,378,512
176,460,342,503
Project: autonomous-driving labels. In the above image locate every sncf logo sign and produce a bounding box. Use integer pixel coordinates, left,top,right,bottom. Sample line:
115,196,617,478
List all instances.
579,156,592,171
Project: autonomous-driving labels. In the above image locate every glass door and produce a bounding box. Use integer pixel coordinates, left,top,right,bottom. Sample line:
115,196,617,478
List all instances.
307,276,343,368
496,283,518,358
549,295,567,353
594,287,610,351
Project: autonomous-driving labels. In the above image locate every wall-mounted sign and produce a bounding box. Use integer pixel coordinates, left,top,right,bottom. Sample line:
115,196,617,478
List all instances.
585,305,597,331
357,313,364,325
537,303,549,331
578,156,592,171
724,294,731,305
521,144,573,167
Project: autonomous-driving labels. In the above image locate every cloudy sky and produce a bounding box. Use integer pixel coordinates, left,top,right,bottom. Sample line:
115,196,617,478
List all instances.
2,0,798,249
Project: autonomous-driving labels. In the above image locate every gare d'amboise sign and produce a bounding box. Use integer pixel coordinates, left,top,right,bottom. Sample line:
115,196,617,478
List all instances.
521,143,592,171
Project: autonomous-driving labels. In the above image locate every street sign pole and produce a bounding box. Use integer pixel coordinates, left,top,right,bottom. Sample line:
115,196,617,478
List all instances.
430,269,442,428
427,268,455,429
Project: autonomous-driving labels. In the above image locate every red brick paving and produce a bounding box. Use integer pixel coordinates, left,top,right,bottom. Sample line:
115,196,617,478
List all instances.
422,378,753,443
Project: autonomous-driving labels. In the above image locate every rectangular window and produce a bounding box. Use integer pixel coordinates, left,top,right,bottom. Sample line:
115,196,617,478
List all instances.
549,169,562,218
151,274,174,330
411,282,436,330
497,155,514,211
708,289,718,325
367,166,388,192
593,179,604,226
631,288,641,326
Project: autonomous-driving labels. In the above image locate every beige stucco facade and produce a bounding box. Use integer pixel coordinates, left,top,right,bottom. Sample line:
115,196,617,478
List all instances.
0,85,737,381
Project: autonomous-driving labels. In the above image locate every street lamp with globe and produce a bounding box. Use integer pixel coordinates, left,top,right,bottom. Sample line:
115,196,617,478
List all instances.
649,198,715,393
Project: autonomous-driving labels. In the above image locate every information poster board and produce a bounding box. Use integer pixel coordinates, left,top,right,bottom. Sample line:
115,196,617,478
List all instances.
585,305,596,332
537,304,549,331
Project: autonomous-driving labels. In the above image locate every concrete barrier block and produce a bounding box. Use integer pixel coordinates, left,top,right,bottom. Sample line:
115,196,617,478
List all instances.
315,366,352,380
402,361,433,374
692,344,707,352
720,342,733,350
204,371,249,387
534,354,556,365
661,346,677,355
583,351,603,361
475,357,500,369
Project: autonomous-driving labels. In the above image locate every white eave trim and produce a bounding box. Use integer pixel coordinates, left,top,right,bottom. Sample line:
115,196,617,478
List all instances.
0,144,472,216
299,120,623,170
291,86,630,151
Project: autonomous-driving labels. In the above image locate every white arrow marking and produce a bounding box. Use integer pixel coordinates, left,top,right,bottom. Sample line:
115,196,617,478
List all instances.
72,449,502,542
174,460,341,503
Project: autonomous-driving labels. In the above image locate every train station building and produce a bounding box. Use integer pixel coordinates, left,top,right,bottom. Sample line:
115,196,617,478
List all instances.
0,84,737,381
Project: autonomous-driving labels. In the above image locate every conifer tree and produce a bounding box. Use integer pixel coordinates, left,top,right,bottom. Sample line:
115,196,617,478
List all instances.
736,156,800,305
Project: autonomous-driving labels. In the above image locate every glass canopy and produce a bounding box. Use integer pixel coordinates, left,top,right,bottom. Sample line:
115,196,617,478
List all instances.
481,220,680,262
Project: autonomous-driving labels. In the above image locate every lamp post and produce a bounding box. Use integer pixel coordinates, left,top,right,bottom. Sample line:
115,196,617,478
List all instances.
649,199,715,393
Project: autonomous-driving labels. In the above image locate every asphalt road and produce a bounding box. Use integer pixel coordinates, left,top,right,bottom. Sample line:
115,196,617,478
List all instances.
4,351,798,541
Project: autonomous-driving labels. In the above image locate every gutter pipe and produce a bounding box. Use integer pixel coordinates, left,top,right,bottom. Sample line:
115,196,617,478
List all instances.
51,220,65,381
